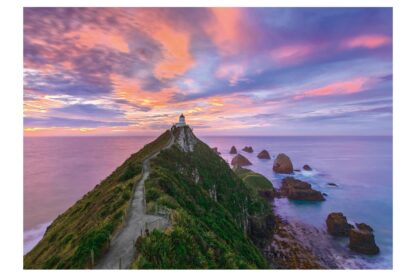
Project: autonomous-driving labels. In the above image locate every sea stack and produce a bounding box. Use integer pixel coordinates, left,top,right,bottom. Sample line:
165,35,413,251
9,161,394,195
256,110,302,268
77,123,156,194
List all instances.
349,223,380,255
242,146,253,153
231,154,252,167
273,153,294,174
229,146,237,154
257,150,271,159
279,177,325,201
326,212,353,236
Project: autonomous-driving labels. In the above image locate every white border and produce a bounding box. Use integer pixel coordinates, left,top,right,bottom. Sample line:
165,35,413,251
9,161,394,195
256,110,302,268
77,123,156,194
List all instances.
2,0,416,276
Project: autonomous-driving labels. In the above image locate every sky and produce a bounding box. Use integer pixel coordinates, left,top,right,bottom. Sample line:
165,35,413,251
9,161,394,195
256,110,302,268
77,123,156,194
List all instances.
24,8,392,136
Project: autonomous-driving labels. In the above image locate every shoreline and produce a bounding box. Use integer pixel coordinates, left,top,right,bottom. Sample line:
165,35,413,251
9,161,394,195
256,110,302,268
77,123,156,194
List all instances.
267,206,390,269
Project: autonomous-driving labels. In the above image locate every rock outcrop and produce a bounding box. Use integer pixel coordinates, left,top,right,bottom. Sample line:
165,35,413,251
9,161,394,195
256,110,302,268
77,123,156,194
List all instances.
212,147,221,155
231,154,252,167
279,177,325,201
242,146,254,153
257,150,271,159
229,146,237,154
175,126,197,152
264,216,325,269
273,153,294,174
349,223,380,255
303,164,312,171
326,212,353,236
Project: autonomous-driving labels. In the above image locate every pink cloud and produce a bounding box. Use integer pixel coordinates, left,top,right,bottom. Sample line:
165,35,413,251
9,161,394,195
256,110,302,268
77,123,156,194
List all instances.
215,63,247,86
271,44,316,65
296,77,369,99
343,35,391,49
204,8,249,56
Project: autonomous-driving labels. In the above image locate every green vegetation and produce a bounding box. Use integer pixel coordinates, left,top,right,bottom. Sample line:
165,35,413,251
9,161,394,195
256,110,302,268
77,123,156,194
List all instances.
133,127,275,269
24,131,171,269
234,166,274,194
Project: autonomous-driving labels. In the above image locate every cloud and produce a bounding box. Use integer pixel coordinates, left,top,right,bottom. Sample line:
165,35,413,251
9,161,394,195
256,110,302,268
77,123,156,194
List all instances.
24,69,113,96
271,44,316,66
51,104,124,118
215,63,248,86
204,8,245,56
342,35,391,49
24,116,131,128
296,77,370,99
152,23,194,79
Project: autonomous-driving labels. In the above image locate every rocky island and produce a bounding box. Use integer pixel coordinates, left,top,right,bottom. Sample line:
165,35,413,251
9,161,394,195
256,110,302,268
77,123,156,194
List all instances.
231,153,252,167
242,146,254,153
279,177,325,201
257,150,271,159
273,153,294,174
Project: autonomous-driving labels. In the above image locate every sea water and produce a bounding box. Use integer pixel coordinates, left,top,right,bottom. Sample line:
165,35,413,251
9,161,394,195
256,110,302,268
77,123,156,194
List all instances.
24,135,392,268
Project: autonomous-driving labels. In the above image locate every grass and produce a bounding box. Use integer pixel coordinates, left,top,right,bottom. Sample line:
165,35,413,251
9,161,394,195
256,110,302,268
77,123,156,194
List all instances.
24,130,171,269
234,167,274,193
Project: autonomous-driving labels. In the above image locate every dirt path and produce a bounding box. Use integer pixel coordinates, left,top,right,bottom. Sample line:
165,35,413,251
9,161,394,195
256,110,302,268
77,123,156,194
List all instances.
95,132,174,269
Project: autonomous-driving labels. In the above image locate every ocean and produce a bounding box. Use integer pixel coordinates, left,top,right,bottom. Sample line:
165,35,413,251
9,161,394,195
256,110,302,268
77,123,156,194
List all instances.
24,135,392,268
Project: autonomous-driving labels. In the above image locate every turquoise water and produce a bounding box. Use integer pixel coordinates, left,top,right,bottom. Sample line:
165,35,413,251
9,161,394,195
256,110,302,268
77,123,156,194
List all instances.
24,135,392,268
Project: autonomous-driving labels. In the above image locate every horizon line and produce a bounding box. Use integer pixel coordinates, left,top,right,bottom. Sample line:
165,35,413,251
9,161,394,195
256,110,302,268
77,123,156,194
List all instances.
24,134,393,138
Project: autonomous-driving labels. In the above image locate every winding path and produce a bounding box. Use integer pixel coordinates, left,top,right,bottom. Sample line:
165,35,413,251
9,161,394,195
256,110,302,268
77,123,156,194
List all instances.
95,131,174,269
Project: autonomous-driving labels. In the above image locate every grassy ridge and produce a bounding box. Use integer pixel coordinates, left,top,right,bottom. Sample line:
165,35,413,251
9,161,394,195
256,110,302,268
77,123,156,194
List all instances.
133,128,275,268
24,130,171,269
234,167,274,193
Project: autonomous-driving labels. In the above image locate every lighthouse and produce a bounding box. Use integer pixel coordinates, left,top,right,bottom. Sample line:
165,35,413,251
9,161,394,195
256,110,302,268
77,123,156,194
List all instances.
175,114,186,127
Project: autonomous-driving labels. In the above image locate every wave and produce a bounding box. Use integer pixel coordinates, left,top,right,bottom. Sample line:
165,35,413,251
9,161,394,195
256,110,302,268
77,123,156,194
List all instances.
24,221,51,255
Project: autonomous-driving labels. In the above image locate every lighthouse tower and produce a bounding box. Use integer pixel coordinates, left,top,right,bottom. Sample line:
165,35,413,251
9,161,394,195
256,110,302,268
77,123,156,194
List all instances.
175,114,186,127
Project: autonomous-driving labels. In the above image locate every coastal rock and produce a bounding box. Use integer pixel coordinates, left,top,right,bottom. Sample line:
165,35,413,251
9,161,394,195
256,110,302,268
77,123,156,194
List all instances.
327,183,337,187
326,212,353,237
279,177,325,201
231,154,252,167
229,146,237,154
273,153,294,174
257,150,271,159
242,146,254,153
303,164,312,171
355,223,373,232
264,216,326,269
211,147,221,155
349,223,380,255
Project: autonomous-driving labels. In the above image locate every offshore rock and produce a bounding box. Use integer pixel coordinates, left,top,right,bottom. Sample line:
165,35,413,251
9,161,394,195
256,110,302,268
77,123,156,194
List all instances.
257,150,271,159
303,164,312,171
349,223,380,255
273,153,293,174
326,212,353,237
280,177,325,201
231,154,252,167
242,146,254,153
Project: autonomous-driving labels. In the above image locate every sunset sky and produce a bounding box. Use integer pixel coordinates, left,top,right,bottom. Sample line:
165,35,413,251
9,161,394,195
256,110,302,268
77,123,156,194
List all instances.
24,8,392,136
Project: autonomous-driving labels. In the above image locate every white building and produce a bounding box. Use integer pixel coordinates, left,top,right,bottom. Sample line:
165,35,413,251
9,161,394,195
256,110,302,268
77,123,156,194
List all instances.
175,114,186,127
